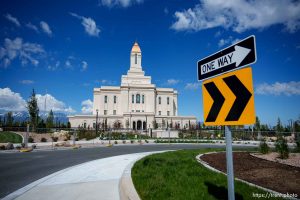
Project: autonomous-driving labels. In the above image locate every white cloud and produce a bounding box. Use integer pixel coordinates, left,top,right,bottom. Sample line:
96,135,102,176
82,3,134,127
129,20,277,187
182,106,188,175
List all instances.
65,60,72,68
0,37,45,68
256,81,300,96
166,79,179,85
70,13,100,37
36,94,75,113
81,61,88,71
184,82,201,90
0,88,26,111
171,0,300,33
4,13,21,27
40,21,52,36
26,23,39,33
218,36,240,47
0,88,75,113
100,0,143,8
20,80,34,85
81,99,93,114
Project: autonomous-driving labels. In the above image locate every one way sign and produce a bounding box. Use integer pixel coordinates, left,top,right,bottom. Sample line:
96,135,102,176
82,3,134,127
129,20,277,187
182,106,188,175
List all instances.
202,67,255,126
198,35,256,80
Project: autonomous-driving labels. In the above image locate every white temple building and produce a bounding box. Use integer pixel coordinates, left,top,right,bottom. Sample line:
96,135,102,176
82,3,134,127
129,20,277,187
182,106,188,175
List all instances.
68,42,197,131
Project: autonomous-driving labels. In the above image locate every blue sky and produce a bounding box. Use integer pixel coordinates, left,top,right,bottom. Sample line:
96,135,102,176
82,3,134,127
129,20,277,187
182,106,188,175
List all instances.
0,0,300,126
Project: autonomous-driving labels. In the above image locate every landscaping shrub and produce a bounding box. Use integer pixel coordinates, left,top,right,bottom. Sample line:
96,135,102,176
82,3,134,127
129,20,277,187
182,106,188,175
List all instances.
0,145,5,150
294,141,300,153
275,135,289,159
114,140,118,144
15,145,21,150
5,142,14,150
145,140,149,143
131,140,134,144
122,140,126,144
51,137,58,142
32,144,37,149
259,139,270,154
41,137,47,142
28,137,34,143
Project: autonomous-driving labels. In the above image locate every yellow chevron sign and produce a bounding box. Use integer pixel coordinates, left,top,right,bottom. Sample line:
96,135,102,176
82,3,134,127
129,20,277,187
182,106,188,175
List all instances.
202,67,255,126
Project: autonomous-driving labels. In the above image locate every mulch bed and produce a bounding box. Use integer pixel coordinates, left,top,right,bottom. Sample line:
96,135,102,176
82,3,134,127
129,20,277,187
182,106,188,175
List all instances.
201,152,300,196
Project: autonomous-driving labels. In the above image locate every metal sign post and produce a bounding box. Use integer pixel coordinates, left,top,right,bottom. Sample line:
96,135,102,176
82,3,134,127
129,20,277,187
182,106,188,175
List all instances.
225,126,235,200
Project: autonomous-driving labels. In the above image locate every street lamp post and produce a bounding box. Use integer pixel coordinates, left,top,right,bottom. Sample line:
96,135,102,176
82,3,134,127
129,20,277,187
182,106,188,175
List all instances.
96,109,99,138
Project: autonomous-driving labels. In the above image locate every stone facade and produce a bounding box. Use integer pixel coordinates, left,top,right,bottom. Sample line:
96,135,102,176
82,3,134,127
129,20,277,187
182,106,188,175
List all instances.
68,42,197,130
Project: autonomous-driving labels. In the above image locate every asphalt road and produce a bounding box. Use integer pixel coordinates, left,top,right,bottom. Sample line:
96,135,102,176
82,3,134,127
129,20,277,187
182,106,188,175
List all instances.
0,144,255,198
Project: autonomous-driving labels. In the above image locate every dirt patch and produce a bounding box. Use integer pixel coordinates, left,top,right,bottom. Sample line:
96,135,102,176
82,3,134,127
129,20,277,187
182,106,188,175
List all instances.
251,152,300,168
201,152,300,196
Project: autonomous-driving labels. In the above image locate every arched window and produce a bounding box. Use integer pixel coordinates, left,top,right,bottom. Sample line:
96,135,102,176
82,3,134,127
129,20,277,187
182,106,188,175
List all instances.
158,96,161,104
167,97,170,105
142,95,145,104
136,94,140,103
114,96,117,104
132,94,134,103
135,54,137,64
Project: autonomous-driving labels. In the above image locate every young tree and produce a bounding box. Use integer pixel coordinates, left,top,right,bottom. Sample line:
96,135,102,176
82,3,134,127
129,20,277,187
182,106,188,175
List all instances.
254,116,261,131
46,109,54,128
6,111,14,127
27,89,39,131
276,117,283,132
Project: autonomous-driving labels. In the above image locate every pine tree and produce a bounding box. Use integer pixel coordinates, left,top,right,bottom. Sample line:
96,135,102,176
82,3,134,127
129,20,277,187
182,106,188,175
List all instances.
6,111,14,127
27,89,39,131
46,109,54,128
254,116,261,131
276,117,283,132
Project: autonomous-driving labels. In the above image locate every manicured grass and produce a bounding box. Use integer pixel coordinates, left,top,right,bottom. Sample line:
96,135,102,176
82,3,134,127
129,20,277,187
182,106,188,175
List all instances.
132,149,282,200
0,131,23,143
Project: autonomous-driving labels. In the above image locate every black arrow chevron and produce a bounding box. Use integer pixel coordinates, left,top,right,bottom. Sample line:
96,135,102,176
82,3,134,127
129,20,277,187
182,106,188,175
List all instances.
223,75,252,121
204,82,225,122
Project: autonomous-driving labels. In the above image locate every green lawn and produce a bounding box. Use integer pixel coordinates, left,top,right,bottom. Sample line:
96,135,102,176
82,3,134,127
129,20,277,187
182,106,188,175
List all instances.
0,132,23,143
132,149,282,200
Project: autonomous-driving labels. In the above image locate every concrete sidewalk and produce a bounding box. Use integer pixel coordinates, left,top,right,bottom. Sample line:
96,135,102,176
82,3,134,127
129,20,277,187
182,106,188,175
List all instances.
2,151,164,200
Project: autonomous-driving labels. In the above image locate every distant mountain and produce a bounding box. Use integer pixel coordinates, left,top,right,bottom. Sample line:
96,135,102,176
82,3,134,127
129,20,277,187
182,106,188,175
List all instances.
0,111,69,123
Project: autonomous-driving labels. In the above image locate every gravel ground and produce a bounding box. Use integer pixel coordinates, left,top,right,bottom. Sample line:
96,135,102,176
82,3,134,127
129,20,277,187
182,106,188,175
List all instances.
251,152,300,168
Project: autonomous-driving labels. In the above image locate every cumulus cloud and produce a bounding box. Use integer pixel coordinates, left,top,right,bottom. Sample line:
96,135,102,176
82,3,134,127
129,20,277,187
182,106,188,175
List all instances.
65,60,72,68
95,79,115,85
20,80,34,85
100,0,143,8
4,13,21,27
166,79,180,85
0,88,75,113
81,99,93,114
26,23,39,33
40,21,52,36
0,88,26,111
171,0,300,33
184,82,201,90
36,94,75,113
70,12,100,37
0,37,45,68
256,81,300,96
81,61,88,71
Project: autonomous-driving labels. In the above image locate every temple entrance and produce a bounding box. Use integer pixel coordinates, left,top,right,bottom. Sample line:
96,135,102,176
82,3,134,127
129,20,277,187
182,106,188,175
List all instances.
137,120,142,130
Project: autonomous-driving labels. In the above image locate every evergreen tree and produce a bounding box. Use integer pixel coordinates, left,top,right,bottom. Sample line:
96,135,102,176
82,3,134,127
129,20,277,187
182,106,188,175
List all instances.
27,89,39,131
6,111,14,127
254,116,261,131
67,121,71,128
276,117,283,132
46,109,54,128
